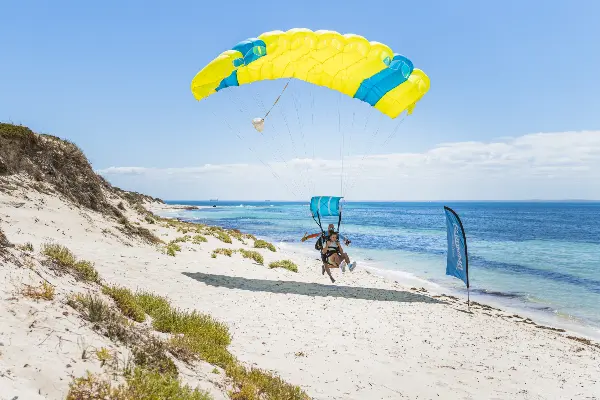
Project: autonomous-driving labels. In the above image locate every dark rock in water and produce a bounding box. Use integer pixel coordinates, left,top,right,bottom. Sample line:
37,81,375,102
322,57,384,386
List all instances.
212,205,216,208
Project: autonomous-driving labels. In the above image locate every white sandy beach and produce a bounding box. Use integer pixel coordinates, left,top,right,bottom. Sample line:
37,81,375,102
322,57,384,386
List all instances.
1,174,598,400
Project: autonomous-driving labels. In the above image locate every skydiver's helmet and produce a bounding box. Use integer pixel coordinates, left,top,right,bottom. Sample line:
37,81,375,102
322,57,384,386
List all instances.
252,118,265,132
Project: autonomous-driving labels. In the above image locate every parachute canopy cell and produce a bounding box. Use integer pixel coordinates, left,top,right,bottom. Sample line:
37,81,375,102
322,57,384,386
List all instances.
310,196,343,218
190,28,430,119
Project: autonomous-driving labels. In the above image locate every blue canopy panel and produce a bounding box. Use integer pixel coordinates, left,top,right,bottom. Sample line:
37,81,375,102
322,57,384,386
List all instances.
310,196,343,218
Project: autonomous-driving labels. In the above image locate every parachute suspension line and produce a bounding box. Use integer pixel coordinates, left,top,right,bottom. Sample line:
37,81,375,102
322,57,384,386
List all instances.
338,91,344,198
380,113,407,148
290,85,314,198
343,113,386,195
309,86,316,194
253,89,312,199
220,91,304,198
237,88,309,199
278,101,311,198
345,115,406,196
263,80,290,120
211,109,299,198
253,91,296,170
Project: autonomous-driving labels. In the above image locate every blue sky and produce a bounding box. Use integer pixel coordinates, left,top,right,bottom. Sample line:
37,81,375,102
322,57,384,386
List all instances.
1,0,599,200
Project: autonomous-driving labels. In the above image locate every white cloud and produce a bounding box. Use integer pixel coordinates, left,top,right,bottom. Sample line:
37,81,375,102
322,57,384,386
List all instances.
97,130,600,201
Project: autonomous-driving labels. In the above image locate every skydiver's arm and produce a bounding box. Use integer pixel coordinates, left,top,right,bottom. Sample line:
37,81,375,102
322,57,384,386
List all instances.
322,240,329,254
340,233,351,245
301,232,321,242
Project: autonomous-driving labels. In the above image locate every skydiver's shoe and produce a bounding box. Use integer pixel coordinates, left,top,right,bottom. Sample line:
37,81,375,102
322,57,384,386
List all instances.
348,261,357,272
339,261,347,272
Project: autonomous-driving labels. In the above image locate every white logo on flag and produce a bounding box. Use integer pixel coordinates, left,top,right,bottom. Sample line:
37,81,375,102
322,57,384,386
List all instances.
453,223,463,271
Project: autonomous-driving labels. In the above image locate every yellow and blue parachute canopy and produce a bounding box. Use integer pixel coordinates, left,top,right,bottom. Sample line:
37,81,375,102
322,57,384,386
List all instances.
310,196,343,218
191,28,430,119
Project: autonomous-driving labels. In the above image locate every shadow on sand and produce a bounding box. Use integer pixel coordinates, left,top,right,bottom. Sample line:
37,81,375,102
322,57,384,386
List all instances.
182,272,443,304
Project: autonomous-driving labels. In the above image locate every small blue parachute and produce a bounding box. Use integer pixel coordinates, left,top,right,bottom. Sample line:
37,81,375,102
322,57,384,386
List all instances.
310,196,343,218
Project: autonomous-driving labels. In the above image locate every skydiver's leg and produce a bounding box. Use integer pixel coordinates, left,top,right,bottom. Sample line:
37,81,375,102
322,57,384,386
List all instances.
340,251,350,264
324,263,335,283
331,254,344,267
321,254,336,283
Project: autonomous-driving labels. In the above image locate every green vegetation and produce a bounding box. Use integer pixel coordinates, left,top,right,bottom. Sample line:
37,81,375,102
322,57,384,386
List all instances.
213,230,232,244
102,285,146,323
192,234,208,244
173,235,191,243
254,239,276,252
42,243,101,283
212,248,234,257
17,242,34,252
118,215,162,245
67,285,309,400
238,249,264,265
268,260,299,273
166,242,182,257
66,368,212,400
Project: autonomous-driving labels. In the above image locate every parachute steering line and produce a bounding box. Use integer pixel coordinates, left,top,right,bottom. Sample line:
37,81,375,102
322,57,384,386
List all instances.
252,80,291,133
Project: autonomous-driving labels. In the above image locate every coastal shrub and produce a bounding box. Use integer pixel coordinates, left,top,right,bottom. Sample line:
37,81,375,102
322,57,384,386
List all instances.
68,293,110,324
132,336,178,378
166,242,182,256
228,229,246,243
192,234,207,244
117,201,126,210
102,285,146,323
118,216,163,245
95,347,113,366
254,239,276,252
227,363,310,400
243,233,257,241
150,308,233,368
130,289,309,399
213,231,232,244
66,368,212,400
238,249,264,265
18,242,34,252
21,281,55,300
73,259,101,283
135,291,172,317
212,248,234,257
42,243,76,267
173,235,191,243
268,260,298,273
134,292,233,366
42,243,101,283
144,215,155,224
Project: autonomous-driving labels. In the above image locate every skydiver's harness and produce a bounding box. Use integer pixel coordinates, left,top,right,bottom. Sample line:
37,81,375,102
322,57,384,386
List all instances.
312,210,343,267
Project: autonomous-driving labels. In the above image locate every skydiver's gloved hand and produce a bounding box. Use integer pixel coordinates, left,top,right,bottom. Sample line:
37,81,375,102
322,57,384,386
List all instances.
344,239,351,246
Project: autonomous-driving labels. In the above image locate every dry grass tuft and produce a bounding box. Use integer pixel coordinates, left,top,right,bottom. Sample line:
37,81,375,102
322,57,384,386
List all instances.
21,281,55,300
